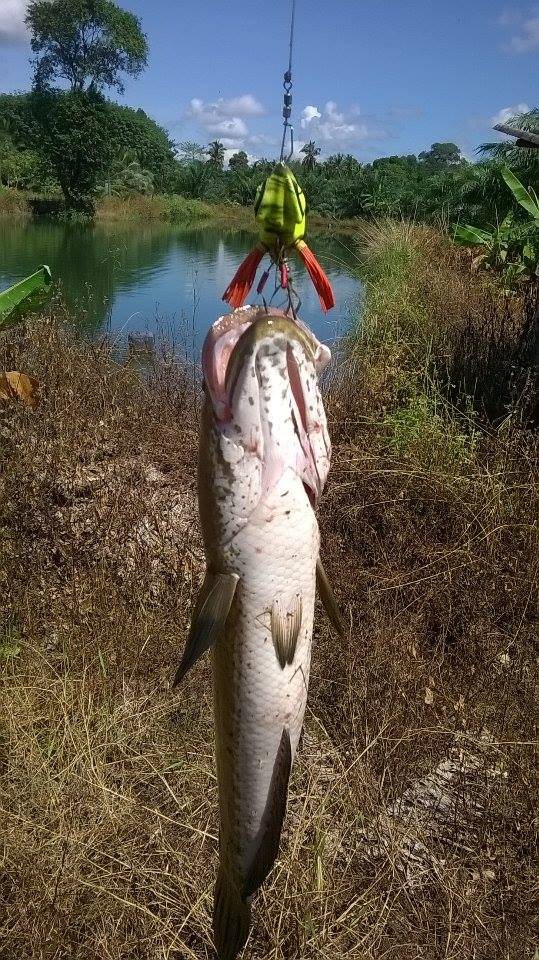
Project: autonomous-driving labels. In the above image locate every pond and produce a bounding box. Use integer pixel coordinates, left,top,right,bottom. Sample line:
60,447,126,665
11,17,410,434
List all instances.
0,220,361,357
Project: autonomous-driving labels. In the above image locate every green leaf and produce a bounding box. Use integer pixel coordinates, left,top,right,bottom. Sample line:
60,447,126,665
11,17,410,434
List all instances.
454,224,492,246
0,266,52,330
501,166,539,221
522,242,538,266
499,212,514,230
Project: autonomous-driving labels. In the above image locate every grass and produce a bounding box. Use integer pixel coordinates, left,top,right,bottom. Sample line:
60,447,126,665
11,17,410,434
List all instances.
1,224,537,959
96,193,216,225
0,187,31,220
0,186,356,234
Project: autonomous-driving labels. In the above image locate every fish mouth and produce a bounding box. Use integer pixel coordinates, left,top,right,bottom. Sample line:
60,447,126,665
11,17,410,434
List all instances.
225,312,317,401
202,307,323,418
202,307,331,505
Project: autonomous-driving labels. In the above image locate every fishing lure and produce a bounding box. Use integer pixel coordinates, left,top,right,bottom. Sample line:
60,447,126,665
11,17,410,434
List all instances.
222,163,335,313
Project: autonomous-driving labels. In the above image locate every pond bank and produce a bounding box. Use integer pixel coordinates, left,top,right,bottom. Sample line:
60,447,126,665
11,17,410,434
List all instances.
0,186,362,234
1,222,536,958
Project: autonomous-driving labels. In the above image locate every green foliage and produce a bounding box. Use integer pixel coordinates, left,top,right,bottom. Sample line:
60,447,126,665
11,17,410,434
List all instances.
161,195,213,225
206,140,225,170
0,143,42,191
104,150,154,196
228,150,249,171
418,142,466,172
479,109,539,182
26,0,148,93
0,266,52,329
383,394,475,471
501,165,539,220
301,140,321,170
172,160,214,200
454,166,539,290
32,90,115,214
104,103,175,191
0,93,175,198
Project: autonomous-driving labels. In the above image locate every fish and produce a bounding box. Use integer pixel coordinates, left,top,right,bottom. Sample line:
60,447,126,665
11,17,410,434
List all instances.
173,306,343,959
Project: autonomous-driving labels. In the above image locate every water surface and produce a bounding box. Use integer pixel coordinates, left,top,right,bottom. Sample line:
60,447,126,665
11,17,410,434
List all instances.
0,220,361,356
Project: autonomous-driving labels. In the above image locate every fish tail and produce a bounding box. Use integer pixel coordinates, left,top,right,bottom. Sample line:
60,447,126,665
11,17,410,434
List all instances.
213,867,251,960
222,246,265,309
295,240,335,313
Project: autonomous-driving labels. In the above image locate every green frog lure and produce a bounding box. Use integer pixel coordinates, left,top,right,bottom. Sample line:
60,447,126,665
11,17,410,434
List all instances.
222,163,335,314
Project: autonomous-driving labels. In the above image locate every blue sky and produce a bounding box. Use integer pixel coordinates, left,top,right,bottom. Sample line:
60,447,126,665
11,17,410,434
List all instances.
0,0,536,162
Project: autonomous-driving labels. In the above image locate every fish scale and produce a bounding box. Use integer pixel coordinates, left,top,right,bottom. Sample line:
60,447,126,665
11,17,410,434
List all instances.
213,467,319,876
173,308,339,960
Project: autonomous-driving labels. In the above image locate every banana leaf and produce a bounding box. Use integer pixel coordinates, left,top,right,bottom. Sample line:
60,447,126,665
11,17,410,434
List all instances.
454,224,492,246
0,266,53,331
501,166,539,221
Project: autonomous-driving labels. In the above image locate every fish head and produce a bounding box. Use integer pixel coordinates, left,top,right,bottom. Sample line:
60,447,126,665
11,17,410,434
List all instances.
201,307,331,520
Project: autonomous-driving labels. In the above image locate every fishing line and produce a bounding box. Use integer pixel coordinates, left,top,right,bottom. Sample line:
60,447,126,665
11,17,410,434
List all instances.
279,0,296,163
222,0,335,316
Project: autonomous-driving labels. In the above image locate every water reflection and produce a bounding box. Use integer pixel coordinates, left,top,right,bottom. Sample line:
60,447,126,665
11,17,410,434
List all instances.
0,220,361,354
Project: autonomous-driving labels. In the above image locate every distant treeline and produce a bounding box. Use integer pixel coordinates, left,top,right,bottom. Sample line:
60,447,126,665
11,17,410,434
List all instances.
1,91,538,226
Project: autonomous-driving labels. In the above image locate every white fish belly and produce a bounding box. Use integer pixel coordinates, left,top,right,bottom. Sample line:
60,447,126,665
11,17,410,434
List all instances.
212,471,318,885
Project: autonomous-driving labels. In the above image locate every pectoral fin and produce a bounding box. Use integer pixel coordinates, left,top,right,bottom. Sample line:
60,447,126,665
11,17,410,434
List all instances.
271,595,302,669
172,572,239,686
243,727,292,898
316,558,345,636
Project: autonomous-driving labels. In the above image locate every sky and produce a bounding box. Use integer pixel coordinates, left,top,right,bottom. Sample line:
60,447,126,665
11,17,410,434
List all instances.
0,0,537,163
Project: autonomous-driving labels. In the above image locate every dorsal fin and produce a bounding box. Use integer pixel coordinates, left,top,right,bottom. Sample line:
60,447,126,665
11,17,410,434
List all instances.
316,558,345,636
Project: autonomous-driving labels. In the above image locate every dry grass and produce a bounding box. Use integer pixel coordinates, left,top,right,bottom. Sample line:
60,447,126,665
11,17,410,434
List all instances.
1,242,538,960
349,219,538,424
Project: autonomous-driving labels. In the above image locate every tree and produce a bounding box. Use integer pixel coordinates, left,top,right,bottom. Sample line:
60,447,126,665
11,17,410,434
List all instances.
419,142,465,172
0,93,175,198
173,160,212,199
106,104,175,190
178,140,206,164
104,149,154,196
479,109,539,186
228,150,249,171
301,140,321,170
206,140,225,170
324,153,361,176
26,0,148,94
32,89,115,214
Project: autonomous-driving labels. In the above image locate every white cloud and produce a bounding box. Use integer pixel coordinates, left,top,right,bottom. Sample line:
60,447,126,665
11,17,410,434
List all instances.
499,8,539,52
217,95,265,117
206,117,249,139
491,103,531,125
188,95,265,129
216,136,245,151
301,105,321,124
187,94,267,152
0,0,28,43
509,14,539,50
299,100,385,149
247,133,278,148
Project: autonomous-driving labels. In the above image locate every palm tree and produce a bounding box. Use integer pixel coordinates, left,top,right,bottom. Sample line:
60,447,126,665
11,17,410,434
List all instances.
206,140,225,170
300,140,321,170
479,109,539,183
